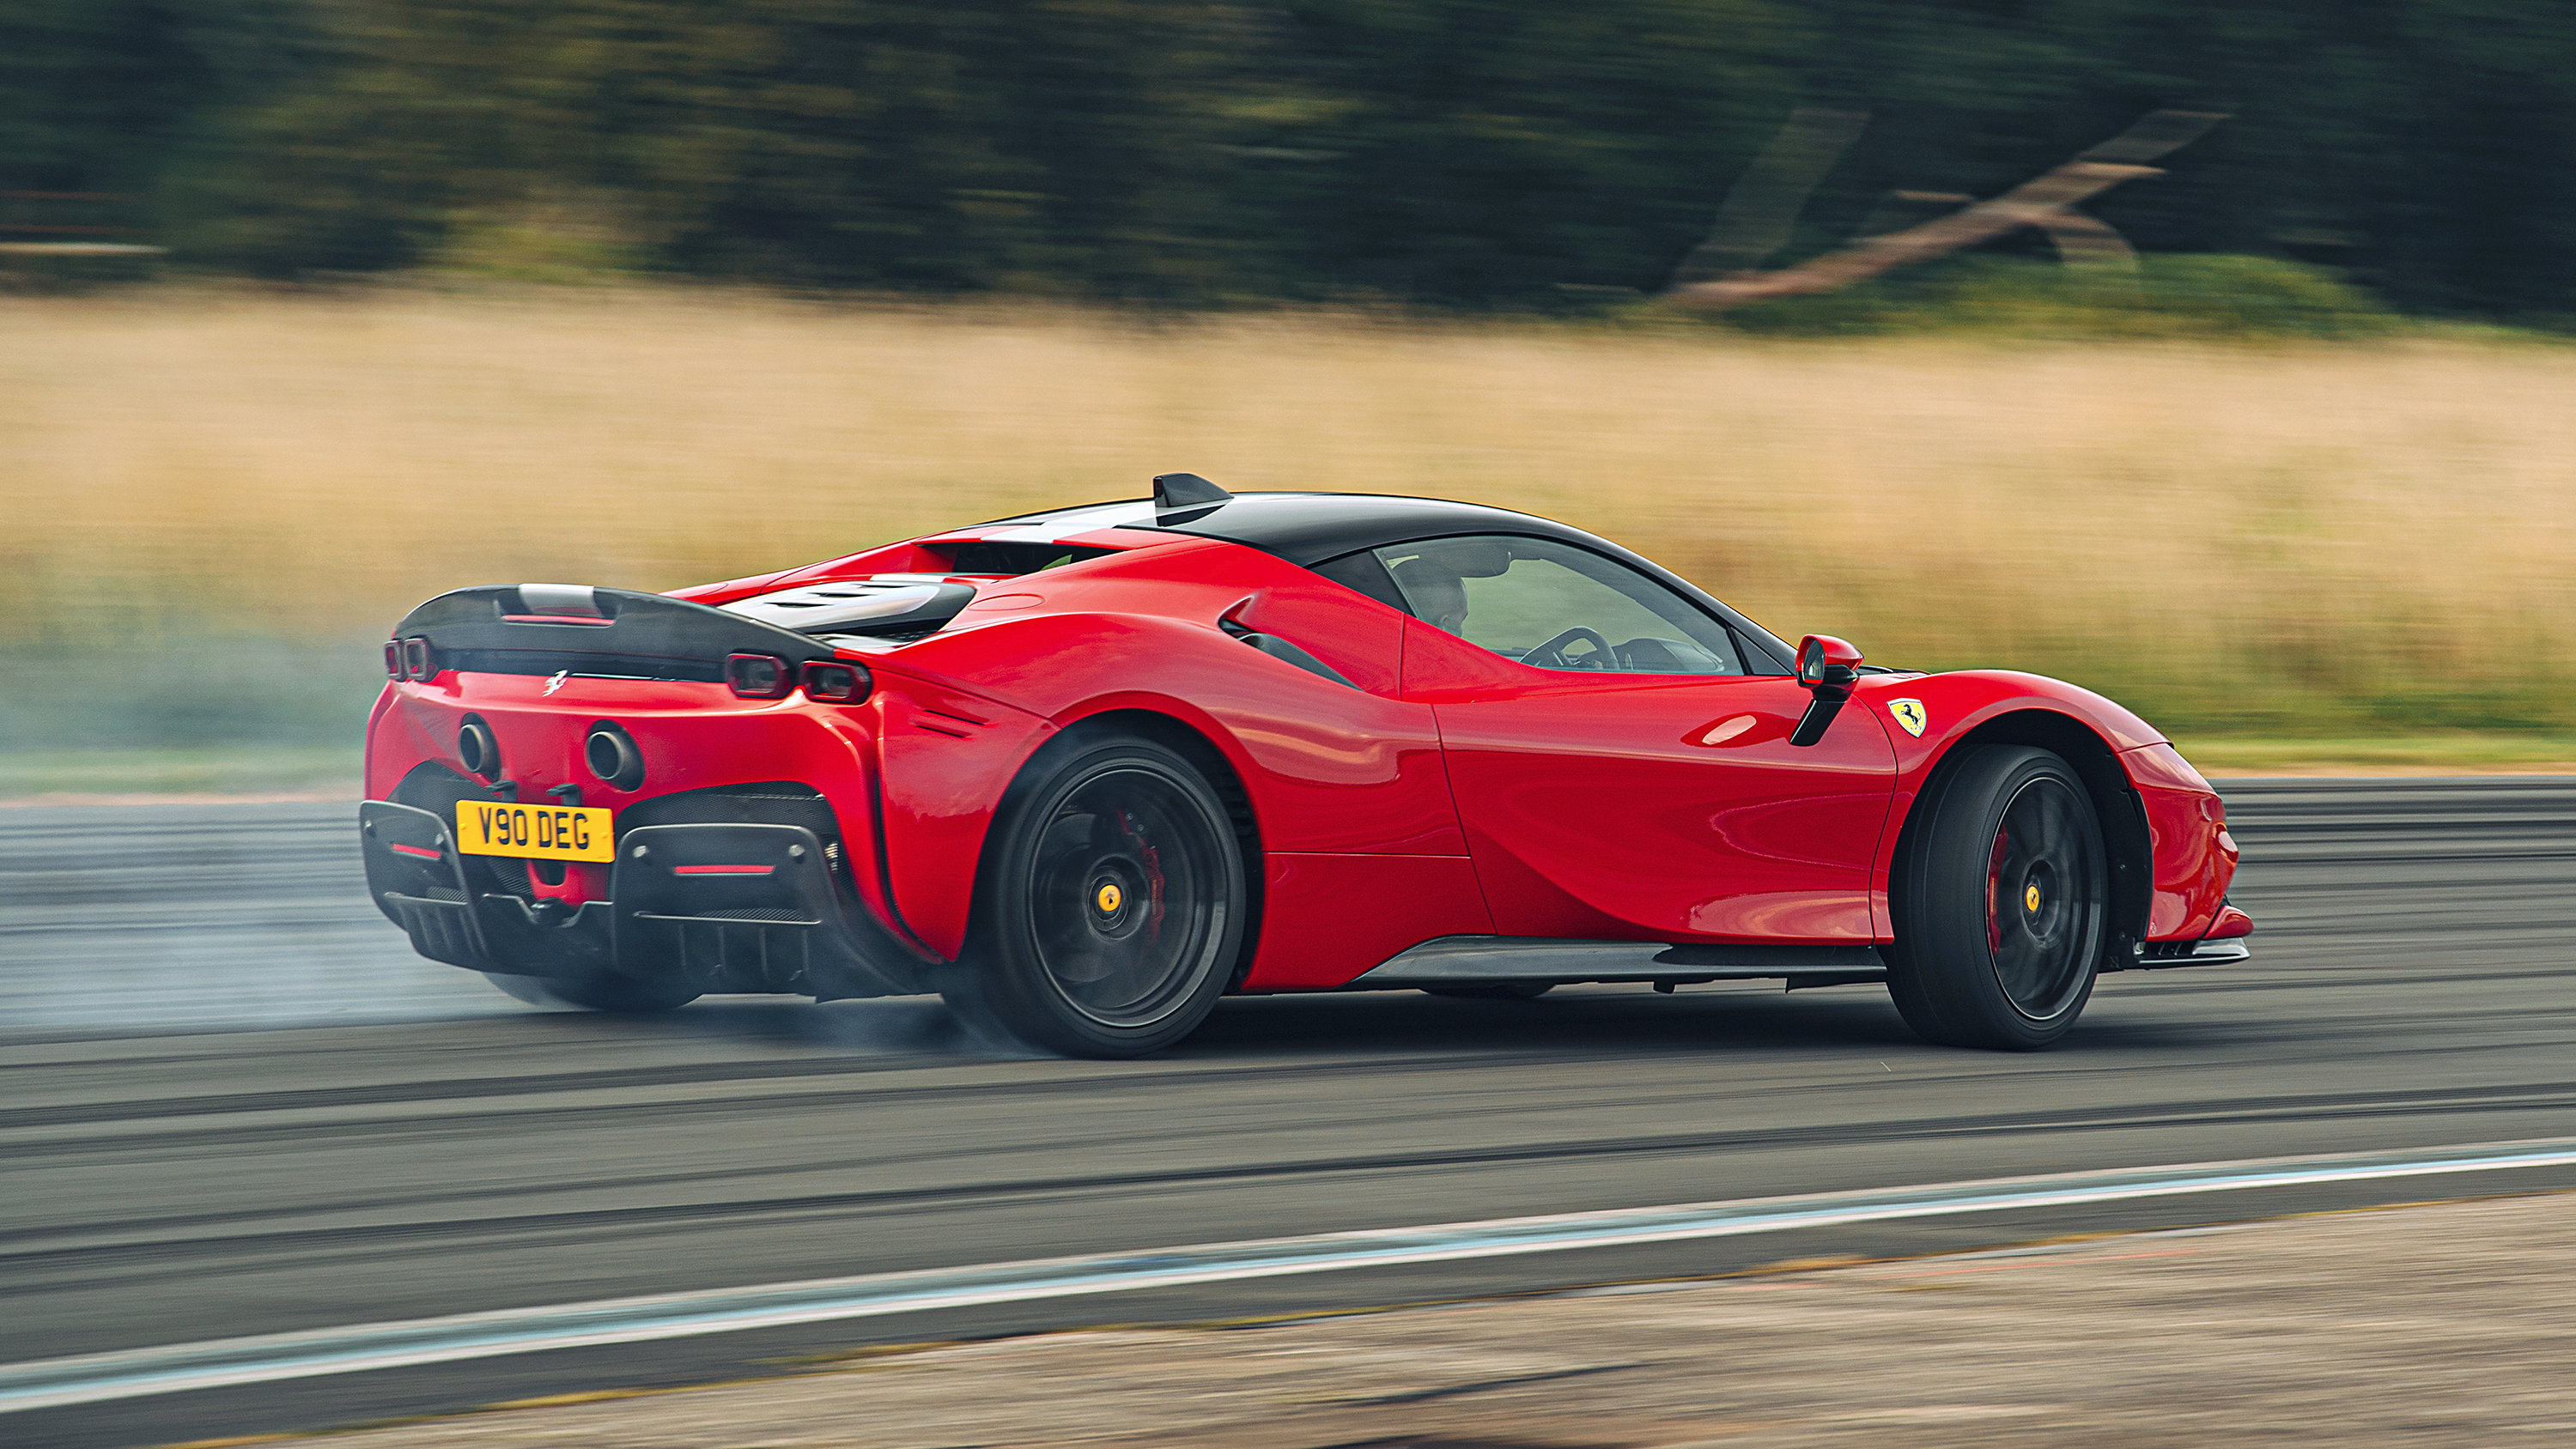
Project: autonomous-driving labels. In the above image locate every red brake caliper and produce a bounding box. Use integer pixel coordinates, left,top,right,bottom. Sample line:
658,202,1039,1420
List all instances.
1985,828,2012,952
1119,810,1168,938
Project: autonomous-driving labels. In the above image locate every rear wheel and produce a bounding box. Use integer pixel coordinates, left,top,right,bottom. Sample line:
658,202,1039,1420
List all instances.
1886,745,2105,1050
944,735,1247,1058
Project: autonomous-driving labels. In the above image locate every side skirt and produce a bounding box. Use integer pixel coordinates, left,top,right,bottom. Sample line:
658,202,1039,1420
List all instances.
1342,936,1887,991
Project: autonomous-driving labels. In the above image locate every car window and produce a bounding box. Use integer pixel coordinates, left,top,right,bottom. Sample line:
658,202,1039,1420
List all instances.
1372,536,1744,676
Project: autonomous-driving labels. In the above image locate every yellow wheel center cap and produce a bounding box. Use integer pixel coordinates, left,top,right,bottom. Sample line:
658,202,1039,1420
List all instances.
1096,882,1123,915
2025,883,2042,912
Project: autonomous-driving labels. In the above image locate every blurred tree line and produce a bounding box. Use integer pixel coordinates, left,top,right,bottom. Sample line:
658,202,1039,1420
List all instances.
6,0,2574,317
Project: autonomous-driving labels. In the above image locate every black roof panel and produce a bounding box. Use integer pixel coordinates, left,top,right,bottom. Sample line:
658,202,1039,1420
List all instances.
981,491,1635,565
1154,491,1602,564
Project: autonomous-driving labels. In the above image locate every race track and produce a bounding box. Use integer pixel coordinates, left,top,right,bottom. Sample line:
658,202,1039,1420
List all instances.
3,778,2573,1447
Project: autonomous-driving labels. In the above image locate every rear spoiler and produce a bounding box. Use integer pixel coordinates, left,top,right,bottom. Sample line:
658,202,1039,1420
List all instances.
392,585,839,683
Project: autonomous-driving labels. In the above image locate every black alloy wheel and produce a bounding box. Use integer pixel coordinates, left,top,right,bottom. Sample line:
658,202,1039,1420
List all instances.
1886,745,2106,1049
946,734,1248,1058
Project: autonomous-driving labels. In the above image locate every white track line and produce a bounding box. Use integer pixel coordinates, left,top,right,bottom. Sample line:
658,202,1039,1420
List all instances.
8,1137,2573,1416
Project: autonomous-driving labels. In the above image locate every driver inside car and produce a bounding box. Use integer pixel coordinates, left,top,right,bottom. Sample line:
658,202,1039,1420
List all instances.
1389,555,1471,635
1389,537,1514,640
1379,535,1745,676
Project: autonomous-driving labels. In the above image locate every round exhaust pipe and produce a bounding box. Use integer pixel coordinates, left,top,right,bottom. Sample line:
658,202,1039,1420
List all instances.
457,717,502,781
584,722,646,791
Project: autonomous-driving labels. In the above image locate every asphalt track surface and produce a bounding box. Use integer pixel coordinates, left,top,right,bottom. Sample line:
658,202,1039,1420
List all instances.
4,778,2573,1447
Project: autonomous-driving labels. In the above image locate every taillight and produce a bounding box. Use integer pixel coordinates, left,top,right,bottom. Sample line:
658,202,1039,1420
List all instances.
401,637,434,680
726,653,793,699
385,641,404,679
800,662,871,703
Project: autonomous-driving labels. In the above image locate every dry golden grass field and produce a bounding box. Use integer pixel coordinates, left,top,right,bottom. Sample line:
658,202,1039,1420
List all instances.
4,285,2573,764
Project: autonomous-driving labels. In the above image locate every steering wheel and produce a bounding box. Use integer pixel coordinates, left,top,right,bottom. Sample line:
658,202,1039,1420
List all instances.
1523,626,1615,670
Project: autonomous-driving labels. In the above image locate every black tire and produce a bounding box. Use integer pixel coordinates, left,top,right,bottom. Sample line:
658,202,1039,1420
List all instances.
943,734,1248,1058
1886,745,2106,1050
482,971,700,1014
1422,983,1555,1000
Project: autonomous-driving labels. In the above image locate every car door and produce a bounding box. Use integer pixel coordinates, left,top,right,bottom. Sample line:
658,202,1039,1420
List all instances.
1366,535,1899,943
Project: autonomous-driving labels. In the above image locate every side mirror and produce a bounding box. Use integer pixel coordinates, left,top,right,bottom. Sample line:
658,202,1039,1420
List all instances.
1789,635,1862,748
1795,634,1863,694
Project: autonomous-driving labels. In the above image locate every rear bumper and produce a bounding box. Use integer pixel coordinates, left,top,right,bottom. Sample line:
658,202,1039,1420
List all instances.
360,801,933,998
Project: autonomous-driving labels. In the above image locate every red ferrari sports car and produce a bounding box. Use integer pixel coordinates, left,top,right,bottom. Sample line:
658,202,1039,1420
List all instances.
361,473,2249,1056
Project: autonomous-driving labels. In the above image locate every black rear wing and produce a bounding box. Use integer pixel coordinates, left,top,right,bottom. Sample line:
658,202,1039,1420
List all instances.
392,585,839,683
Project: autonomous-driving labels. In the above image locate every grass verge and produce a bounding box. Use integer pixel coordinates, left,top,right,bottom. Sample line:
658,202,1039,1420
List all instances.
4,285,2572,745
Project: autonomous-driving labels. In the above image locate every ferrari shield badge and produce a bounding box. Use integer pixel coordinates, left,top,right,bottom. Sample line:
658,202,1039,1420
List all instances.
1887,699,1929,737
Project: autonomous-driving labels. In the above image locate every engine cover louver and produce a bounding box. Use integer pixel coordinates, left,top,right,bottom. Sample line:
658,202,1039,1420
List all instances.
718,576,978,638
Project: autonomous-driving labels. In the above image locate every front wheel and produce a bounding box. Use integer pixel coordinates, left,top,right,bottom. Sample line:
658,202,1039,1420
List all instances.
1886,745,2106,1050
943,735,1248,1058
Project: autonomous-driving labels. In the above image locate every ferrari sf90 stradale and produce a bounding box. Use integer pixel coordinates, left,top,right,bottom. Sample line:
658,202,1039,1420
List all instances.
362,474,2247,1056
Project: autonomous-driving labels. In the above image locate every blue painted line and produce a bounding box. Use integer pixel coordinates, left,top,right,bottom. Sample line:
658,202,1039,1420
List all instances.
5,1136,2573,1416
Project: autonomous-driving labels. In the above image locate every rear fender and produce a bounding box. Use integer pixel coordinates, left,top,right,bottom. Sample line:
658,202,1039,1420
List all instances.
899,608,1462,856
866,670,1054,962
946,698,1497,994
884,602,1474,987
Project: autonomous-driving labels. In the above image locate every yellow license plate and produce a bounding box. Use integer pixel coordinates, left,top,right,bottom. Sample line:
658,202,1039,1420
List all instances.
454,801,615,863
